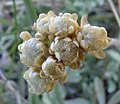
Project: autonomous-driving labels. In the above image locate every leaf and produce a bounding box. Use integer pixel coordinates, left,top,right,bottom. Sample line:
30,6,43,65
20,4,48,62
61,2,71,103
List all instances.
0,18,13,26
106,50,120,63
67,68,81,83
65,98,89,104
42,93,53,104
42,83,65,104
0,35,15,50
0,30,19,37
107,90,120,104
28,93,43,104
65,0,77,12
107,79,116,93
96,0,105,5
94,77,106,104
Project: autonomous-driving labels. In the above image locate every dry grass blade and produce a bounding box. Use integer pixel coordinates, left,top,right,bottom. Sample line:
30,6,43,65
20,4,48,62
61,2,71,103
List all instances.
108,0,120,28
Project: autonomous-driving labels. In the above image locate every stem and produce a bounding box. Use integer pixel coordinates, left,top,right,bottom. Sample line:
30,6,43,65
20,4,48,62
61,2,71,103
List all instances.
118,0,120,14
12,0,17,29
24,0,37,24
108,0,120,28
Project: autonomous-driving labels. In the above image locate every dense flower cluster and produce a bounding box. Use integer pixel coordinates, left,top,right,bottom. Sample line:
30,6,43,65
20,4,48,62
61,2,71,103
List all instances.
18,11,111,95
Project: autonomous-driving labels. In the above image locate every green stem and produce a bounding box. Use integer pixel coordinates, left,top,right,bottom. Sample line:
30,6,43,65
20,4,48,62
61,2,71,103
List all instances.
12,0,17,29
23,0,37,24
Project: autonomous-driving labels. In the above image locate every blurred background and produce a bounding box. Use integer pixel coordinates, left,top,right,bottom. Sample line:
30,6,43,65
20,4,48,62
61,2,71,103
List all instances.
0,0,120,104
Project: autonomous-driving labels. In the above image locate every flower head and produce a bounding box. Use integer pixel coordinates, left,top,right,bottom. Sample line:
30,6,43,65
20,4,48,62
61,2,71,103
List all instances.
78,16,111,59
50,37,84,69
18,31,48,67
49,13,79,38
23,68,55,95
18,11,111,95
40,56,66,84
33,11,56,34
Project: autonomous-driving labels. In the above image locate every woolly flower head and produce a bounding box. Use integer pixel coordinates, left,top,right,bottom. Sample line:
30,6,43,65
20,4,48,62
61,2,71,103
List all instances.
23,68,55,95
18,11,111,95
50,37,84,69
33,11,56,34
49,12,79,37
18,31,48,68
40,56,67,84
77,16,111,59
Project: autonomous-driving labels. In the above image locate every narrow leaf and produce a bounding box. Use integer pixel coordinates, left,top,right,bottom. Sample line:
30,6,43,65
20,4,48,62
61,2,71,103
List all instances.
65,98,89,104
42,83,65,104
106,50,120,63
107,90,120,104
94,77,106,104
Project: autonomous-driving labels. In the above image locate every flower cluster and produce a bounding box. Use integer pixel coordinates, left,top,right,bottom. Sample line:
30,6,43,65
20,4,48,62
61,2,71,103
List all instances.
18,11,111,95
